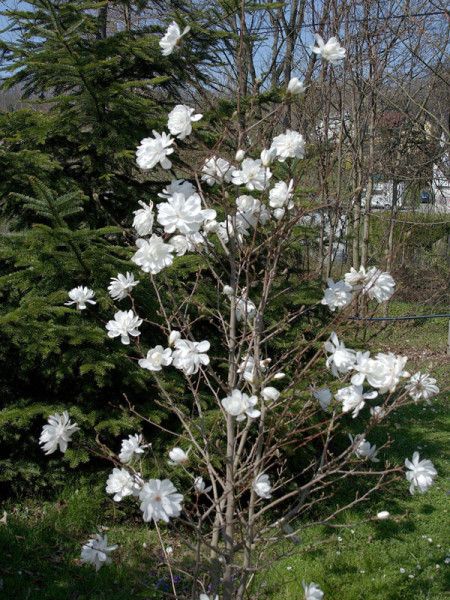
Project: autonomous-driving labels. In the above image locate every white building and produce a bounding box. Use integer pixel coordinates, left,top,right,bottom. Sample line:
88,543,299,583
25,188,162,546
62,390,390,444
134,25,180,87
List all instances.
432,154,450,213
361,180,406,209
362,173,450,213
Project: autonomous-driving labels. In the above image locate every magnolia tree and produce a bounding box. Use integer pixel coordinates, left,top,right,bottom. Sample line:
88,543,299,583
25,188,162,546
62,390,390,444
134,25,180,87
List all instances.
38,15,439,600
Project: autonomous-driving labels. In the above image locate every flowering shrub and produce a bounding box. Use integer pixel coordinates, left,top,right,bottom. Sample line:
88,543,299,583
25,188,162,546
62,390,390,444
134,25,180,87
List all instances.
38,16,440,600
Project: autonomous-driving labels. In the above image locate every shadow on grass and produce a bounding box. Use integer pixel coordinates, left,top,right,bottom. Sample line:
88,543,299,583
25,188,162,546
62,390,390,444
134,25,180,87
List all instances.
0,488,155,600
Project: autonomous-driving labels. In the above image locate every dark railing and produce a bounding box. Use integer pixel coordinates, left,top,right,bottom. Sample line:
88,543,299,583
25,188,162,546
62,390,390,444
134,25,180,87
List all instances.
349,313,450,355
349,314,450,321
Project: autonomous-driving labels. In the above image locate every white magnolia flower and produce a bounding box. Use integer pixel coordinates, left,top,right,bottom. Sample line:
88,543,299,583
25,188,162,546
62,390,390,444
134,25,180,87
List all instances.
133,200,154,236
200,595,219,600
138,346,172,371
229,212,251,238
158,192,206,235
231,158,272,191
370,405,386,420
344,266,367,291
335,384,377,418
184,231,213,253
350,351,375,386
311,386,332,410
65,286,96,310
260,147,277,166
118,433,146,464
302,580,324,600
106,468,140,502
237,355,271,383
136,131,174,170
216,215,248,243
159,21,190,56
194,476,212,494
364,268,395,303
139,478,183,522
377,511,390,519
39,411,79,454
405,372,439,403
232,214,251,239
167,104,202,140
273,208,286,220
236,294,257,322
235,208,261,233
321,278,354,311
252,473,272,499
132,235,175,274
167,447,190,466
108,272,139,301
169,234,190,256
235,149,245,161
287,77,305,96
221,389,260,421
203,218,219,234
270,130,305,162
81,534,117,571
349,434,380,462
236,195,269,228
158,179,196,199
201,156,234,186
324,332,356,377
172,339,210,376
223,285,234,295
366,352,408,394
310,33,346,65
168,330,181,346
405,452,437,495
261,387,280,402
269,180,294,209
106,309,142,345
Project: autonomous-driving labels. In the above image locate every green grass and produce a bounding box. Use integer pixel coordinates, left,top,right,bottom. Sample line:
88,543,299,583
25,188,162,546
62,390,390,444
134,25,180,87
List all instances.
354,300,449,380
257,399,449,600
1,302,449,599
0,485,157,599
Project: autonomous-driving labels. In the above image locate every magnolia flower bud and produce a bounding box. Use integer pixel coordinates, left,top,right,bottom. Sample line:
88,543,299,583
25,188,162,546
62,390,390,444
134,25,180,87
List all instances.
167,447,190,466
235,149,245,161
260,148,277,167
194,476,212,494
273,208,285,220
273,372,286,380
261,387,280,402
377,511,390,520
223,285,234,295
286,77,305,97
169,330,181,346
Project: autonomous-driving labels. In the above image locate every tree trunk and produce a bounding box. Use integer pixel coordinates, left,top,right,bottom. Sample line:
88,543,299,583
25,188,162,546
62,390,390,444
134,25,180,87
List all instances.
96,3,108,40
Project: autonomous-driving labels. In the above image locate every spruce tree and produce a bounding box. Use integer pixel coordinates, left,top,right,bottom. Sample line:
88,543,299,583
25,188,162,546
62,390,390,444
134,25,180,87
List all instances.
0,0,213,223
0,0,226,495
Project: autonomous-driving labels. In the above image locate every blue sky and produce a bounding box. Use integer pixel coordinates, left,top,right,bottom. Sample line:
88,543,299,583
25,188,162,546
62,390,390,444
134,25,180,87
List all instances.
0,1,28,77
0,0,25,38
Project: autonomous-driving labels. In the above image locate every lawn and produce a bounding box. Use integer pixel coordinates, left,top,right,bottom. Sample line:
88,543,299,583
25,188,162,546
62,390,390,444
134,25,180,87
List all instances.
1,304,449,600
257,398,449,600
